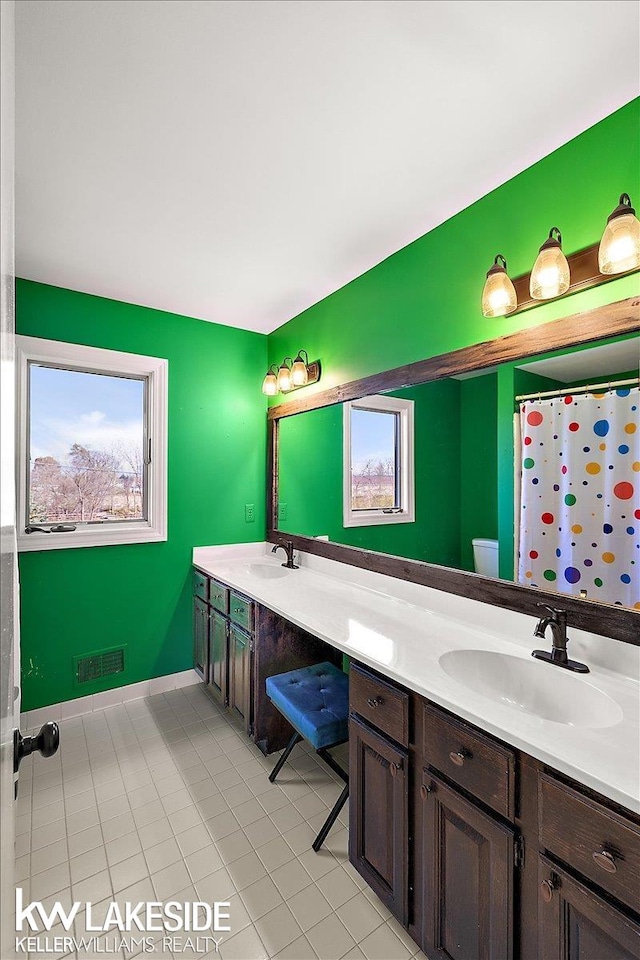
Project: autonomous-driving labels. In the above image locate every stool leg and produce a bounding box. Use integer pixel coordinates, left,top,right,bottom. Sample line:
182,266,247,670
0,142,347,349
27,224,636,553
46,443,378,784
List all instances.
312,783,349,852
269,732,302,783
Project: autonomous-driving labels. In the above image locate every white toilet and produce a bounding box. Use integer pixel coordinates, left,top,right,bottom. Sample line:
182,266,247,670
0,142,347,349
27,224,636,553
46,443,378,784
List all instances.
472,538,499,578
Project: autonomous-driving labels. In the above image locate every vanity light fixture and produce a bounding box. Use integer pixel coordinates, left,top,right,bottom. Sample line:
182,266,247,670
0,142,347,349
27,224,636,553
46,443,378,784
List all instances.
481,255,518,318
530,227,571,300
263,352,321,395
482,189,640,318
261,365,278,396
276,358,294,393
598,193,640,275
291,349,310,386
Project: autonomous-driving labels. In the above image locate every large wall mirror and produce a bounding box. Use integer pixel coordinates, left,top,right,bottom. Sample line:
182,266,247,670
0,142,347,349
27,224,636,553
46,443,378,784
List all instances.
268,298,640,643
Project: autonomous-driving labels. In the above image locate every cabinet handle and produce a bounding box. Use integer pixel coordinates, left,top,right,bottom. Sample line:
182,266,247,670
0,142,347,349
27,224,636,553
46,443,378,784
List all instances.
592,849,618,874
449,748,469,767
540,878,556,903
367,696,384,708
420,783,433,800
389,761,401,778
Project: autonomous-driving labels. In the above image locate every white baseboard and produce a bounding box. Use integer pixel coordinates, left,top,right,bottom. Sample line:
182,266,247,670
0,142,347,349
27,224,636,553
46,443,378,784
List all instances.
21,669,202,730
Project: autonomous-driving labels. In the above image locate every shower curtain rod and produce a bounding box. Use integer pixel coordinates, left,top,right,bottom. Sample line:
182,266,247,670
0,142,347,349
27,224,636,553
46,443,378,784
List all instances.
515,376,639,403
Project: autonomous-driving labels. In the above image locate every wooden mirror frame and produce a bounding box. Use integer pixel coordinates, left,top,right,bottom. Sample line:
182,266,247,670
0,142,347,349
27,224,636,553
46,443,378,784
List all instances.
267,296,640,644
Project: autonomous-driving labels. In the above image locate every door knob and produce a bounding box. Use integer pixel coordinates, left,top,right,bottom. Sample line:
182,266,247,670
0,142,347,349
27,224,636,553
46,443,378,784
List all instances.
14,722,60,773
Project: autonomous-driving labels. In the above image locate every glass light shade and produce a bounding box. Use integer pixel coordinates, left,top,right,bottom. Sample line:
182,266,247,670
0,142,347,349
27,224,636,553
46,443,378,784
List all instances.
290,357,308,386
276,363,292,392
598,212,640,275
482,269,517,318
529,244,570,300
261,371,278,396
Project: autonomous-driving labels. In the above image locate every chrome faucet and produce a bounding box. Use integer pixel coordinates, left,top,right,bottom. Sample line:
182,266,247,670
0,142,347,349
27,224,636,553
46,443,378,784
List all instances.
272,539,298,569
532,603,589,673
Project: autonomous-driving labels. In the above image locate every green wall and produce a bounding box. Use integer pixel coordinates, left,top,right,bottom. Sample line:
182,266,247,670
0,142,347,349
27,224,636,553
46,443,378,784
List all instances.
278,403,343,538
279,381,462,565
459,374,498,572
17,280,267,711
268,100,640,391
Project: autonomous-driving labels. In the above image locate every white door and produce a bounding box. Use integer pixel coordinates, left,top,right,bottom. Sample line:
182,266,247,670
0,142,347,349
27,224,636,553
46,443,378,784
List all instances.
1,3,18,957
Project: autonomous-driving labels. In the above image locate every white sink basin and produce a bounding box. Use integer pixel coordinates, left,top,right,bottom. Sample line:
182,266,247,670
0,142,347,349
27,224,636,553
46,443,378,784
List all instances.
438,649,623,728
245,563,292,580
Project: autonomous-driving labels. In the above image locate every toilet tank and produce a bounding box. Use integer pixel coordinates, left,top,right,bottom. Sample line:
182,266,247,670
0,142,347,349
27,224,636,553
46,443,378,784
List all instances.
472,538,499,578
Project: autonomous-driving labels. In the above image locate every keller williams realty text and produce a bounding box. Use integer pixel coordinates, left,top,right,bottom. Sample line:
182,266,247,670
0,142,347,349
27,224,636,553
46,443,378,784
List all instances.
15,935,223,955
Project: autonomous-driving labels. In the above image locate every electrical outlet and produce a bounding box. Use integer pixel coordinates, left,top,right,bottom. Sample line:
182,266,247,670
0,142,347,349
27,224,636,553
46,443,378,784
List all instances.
245,503,255,523
278,502,288,522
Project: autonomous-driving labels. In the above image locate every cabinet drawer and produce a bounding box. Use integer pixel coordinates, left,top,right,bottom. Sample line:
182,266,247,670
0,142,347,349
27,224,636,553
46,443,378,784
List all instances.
423,704,515,821
350,663,409,747
209,579,228,614
539,773,640,915
229,591,253,633
193,569,208,603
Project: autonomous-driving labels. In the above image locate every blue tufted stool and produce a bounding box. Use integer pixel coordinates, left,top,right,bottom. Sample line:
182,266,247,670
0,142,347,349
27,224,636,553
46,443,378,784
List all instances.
266,662,349,852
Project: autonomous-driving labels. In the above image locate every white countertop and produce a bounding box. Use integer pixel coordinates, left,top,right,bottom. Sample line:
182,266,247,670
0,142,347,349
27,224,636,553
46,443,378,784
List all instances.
193,542,640,813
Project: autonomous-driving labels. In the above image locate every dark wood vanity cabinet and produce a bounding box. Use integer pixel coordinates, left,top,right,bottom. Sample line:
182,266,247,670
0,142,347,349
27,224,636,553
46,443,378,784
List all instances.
420,771,515,960
192,567,342,752
420,703,517,960
228,623,251,725
347,659,640,960
192,569,209,679
192,595,209,680
192,570,252,732
349,714,409,924
349,663,410,924
209,610,227,705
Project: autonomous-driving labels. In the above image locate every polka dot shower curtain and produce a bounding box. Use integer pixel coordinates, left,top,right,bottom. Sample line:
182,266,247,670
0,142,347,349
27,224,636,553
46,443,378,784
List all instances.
517,386,639,609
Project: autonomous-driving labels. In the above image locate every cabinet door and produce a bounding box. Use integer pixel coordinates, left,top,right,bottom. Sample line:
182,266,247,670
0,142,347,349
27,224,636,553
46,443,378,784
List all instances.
421,771,514,960
193,596,208,680
208,610,228,706
538,855,640,960
228,624,251,731
349,714,409,924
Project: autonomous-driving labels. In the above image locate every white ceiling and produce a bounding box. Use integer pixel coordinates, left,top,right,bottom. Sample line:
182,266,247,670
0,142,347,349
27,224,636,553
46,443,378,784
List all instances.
519,338,640,383
15,0,639,334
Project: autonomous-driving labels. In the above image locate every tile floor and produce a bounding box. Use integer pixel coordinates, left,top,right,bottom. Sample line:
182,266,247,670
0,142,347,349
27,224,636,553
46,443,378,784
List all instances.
15,684,427,960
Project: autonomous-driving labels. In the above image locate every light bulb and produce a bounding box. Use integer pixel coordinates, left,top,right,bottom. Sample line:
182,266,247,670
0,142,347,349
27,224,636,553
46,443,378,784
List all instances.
290,354,309,386
261,368,278,396
530,228,570,300
276,362,292,392
482,255,517,318
599,194,640,275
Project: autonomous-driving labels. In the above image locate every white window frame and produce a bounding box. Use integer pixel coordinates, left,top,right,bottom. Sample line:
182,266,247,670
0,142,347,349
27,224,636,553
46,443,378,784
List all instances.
343,394,415,528
16,336,168,552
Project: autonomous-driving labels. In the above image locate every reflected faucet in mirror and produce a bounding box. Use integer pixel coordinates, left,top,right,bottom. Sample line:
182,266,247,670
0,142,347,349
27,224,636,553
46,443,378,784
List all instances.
532,603,589,673
272,539,299,569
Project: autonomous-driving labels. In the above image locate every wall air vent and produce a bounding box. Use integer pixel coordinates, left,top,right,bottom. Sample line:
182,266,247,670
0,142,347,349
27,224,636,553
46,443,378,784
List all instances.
75,647,125,685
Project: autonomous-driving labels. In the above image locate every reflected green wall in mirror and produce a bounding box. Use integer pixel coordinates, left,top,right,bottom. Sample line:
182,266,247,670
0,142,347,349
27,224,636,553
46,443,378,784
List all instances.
279,378,497,570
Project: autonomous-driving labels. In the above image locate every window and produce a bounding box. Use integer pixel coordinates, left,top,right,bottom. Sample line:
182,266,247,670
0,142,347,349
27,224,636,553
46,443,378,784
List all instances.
17,336,167,551
343,395,414,527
